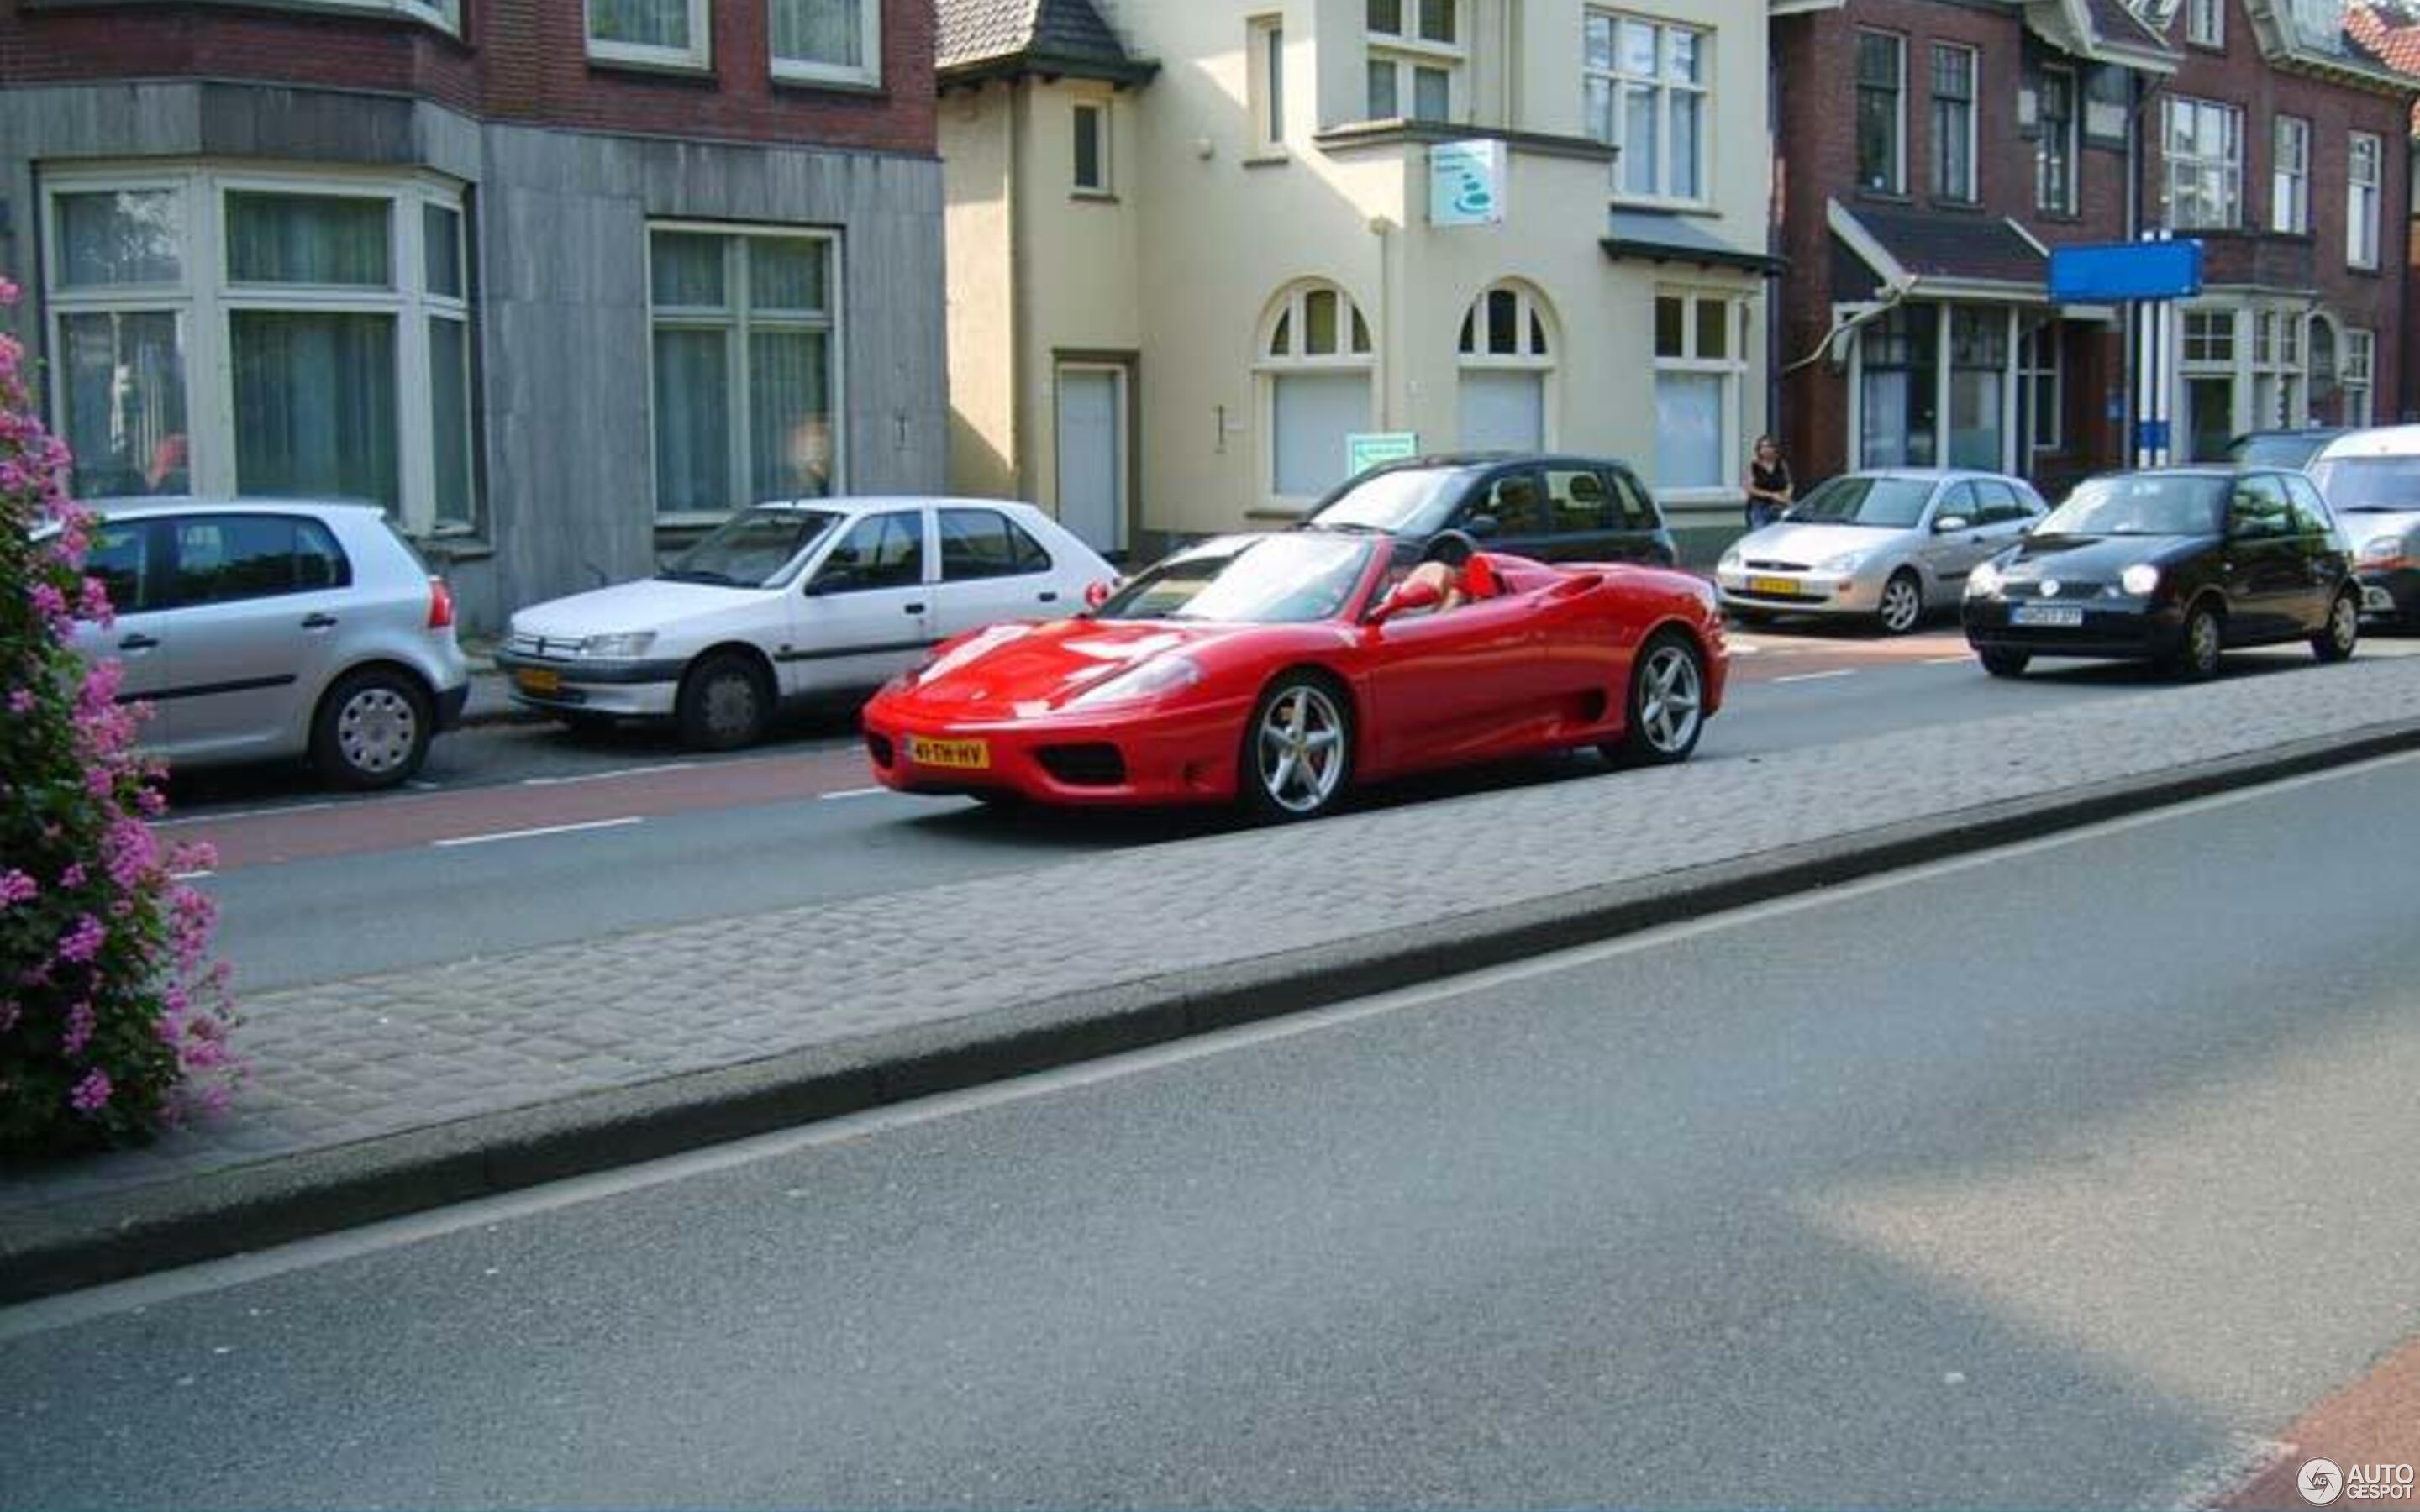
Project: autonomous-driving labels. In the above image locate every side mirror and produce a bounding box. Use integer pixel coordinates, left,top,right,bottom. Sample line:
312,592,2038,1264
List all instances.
1933,514,1972,534
1369,578,1443,624
1465,513,1502,539
1083,578,1114,610
806,567,858,596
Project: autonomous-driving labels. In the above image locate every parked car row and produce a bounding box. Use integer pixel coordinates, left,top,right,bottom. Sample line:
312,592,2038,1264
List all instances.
57,428,2417,815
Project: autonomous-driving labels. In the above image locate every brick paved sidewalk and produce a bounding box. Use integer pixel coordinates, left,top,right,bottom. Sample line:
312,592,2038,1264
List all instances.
8,655,2420,1299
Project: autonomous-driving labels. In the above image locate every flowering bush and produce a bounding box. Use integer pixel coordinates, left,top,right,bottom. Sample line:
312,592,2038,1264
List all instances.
0,275,239,1155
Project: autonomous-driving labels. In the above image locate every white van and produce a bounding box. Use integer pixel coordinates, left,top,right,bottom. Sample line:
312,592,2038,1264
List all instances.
2307,427,2420,623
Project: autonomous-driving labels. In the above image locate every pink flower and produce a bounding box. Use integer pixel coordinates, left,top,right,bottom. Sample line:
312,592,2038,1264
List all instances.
76,576,114,627
60,864,87,890
56,913,106,964
0,276,18,307
6,687,33,714
0,869,34,907
69,1070,113,1114
63,1001,96,1056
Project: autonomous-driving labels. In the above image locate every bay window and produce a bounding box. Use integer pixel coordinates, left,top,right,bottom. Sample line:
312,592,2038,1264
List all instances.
2163,97,2241,230
771,0,881,87
1366,0,1461,123
43,168,476,533
1585,13,1709,204
647,225,841,518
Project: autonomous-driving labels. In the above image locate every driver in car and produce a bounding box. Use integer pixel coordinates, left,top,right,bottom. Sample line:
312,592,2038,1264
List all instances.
1399,532,1507,612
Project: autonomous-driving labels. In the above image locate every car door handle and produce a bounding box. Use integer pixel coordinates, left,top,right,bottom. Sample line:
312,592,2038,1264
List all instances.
301,612,339,629
1038,591,1059,603
904,602,926,615
118,633,160,651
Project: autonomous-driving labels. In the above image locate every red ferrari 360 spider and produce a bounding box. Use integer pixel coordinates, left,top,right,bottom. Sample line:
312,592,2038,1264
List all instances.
860,529,1727,821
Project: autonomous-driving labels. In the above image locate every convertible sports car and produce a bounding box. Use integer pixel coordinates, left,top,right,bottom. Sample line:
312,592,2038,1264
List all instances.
860,529,1728,821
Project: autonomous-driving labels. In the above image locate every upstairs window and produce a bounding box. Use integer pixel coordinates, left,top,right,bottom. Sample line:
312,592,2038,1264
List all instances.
2163,96,2241,229
2349,132,2382,270
2186,0,2223,48
1366,0,1461,123
771,0,881,87
1855,31,1906,193
2037,65,2076,213
1072,101,1110,194
1931,44,1977,202
2272,116,2310,234
1586,12,1710,204
1249,14,1286,154
588,0,712,69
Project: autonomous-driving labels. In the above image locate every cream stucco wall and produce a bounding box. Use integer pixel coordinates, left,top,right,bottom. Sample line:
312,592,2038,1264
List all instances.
941,88,1020,502
942,0,1774,547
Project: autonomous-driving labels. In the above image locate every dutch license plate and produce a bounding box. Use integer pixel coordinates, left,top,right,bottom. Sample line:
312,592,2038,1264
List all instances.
906,735,990,770
1747,575,1799,596
2364,586,2396,612
514,667,562,696
2012,604,2085,627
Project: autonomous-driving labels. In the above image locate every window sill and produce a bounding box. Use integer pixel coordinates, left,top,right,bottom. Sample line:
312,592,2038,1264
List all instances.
587,52,718,84
416,533,492,563
1071,187,1120,203
1611,194,1719,218
1243,149,1292,169
1853,187,1913,205
770,66,885,97
1928,197,1986,213
21,0,462,40
1313,120,1615,164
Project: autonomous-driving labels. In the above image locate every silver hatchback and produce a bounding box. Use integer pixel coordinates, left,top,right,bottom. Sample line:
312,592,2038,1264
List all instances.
66,499,471,789
1717,469,2049,633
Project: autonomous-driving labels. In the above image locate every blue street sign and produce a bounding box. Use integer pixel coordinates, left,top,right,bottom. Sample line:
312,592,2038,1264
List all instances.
2050,240,2204,302
2134,419,2172,453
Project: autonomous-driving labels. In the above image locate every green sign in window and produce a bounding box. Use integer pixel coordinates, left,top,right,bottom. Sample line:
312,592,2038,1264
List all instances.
1346,432,1419,475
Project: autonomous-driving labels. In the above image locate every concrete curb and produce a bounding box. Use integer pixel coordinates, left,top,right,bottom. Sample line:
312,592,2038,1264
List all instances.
8,716,2419,1305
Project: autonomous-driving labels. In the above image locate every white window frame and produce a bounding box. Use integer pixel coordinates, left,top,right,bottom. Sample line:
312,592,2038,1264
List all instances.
41,163,476,536
2164,96,2242,230
2022,318,2061,453
2272,115,2310,234
2036,63,2078,214
2186,0,2223,48
1652,288,1748,501
2344,328,2376,426
1248,13,1287,157
313,0,461,32
1365,0,1465,123
1585,11,1712,207
2349,131,2383,270
770,0,881,88
1855,29,1907,195
1257,280,1376,509
1457,281,1557,450
1931,42,1978,203
587,0,713,71
644,221,845,523
1071,98,1112,196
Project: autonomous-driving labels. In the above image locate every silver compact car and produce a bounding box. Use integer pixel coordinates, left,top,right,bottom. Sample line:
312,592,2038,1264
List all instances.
68,499,471,789
1716,469,2048,633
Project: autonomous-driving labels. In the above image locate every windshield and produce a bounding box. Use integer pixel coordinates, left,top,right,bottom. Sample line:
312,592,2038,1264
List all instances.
662,508,841,587
1307,466,1482,533
1785,475,1935,529
2038,475,2225,536
2229,433,2330,470
1096,535,1376,624
2309,455,2420,513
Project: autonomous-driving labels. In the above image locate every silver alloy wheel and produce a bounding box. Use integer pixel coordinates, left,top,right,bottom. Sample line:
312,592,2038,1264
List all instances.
1878,574,1923,634
1636,642,1704,754
1255,683,1347,815
699,670,762,744
335,685,419,777
2188,607,2223,675
2329,593,2359,655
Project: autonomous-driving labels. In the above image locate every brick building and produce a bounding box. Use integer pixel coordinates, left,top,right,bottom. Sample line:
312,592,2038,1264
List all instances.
0,0,947,630
1772,0,2179,497
1771,0,2416,497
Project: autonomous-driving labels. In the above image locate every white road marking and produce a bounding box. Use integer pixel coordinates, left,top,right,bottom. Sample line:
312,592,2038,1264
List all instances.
1926,655,1975,666
15,748,2413,1337
170,870,215,882
819,787,888,801
431,816,643,848
520,763,700,787
155,801,337,828
1774,669,1857,685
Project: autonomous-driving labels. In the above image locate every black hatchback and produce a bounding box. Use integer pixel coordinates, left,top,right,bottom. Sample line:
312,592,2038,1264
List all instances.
1301,454,1680,566
1961,466,2360,680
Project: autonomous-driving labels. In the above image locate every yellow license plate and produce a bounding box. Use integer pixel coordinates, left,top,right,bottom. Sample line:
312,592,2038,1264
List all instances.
1747,575,1799,596
515,668,562,695
906,735,990,770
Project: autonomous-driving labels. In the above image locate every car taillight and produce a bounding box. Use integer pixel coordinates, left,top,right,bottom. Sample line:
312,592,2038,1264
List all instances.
427,575,455,630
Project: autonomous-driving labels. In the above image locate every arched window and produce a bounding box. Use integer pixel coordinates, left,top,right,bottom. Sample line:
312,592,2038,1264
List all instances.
1260,281,1375,501
1457,282,1554,451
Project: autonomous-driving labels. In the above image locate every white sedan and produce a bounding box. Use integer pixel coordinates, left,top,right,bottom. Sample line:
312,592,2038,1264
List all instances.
497,497,1118,748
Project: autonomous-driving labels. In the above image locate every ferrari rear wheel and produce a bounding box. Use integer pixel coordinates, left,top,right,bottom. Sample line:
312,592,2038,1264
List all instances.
1603,631,1706,767
1241,674,1352,822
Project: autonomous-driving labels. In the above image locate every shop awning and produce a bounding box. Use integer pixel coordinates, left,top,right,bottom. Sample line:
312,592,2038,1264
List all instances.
1829,198,2049,302
1603,210,1783,276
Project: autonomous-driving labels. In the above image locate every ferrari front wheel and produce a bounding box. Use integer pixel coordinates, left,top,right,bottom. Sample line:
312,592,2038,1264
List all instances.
1603,631,1706,767
1241,674,1353,822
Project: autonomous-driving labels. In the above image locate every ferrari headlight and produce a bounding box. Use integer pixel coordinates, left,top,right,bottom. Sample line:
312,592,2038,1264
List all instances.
579,631,656,659
1820,549,1870,574
1966,562,2002,597
1069,654,1202,708
2121,564,2161,596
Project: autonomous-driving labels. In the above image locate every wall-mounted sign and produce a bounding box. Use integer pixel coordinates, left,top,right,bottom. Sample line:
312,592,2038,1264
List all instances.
1428,140,1505,228
1347,432,1420,475
2049,240,2204,302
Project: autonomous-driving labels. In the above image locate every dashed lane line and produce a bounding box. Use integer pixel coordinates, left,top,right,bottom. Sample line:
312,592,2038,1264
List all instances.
1773,669,1858,685
431,816,644,848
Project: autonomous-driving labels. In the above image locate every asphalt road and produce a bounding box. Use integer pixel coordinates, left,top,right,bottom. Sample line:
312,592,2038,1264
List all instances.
167,629,2420,992
8,755,2417,1508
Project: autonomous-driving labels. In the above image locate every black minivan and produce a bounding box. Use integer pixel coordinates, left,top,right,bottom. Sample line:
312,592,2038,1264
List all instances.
1301,453,1680,566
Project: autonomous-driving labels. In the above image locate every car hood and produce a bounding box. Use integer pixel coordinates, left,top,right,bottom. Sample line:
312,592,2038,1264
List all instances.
897,617,1254,716
1998,533,2206,576
2332,508,2420,549
511,578,771,638
1737,522,1911,565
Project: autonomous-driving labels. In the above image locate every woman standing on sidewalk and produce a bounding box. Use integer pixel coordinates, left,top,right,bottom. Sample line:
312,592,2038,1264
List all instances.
1744,436,1794,532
